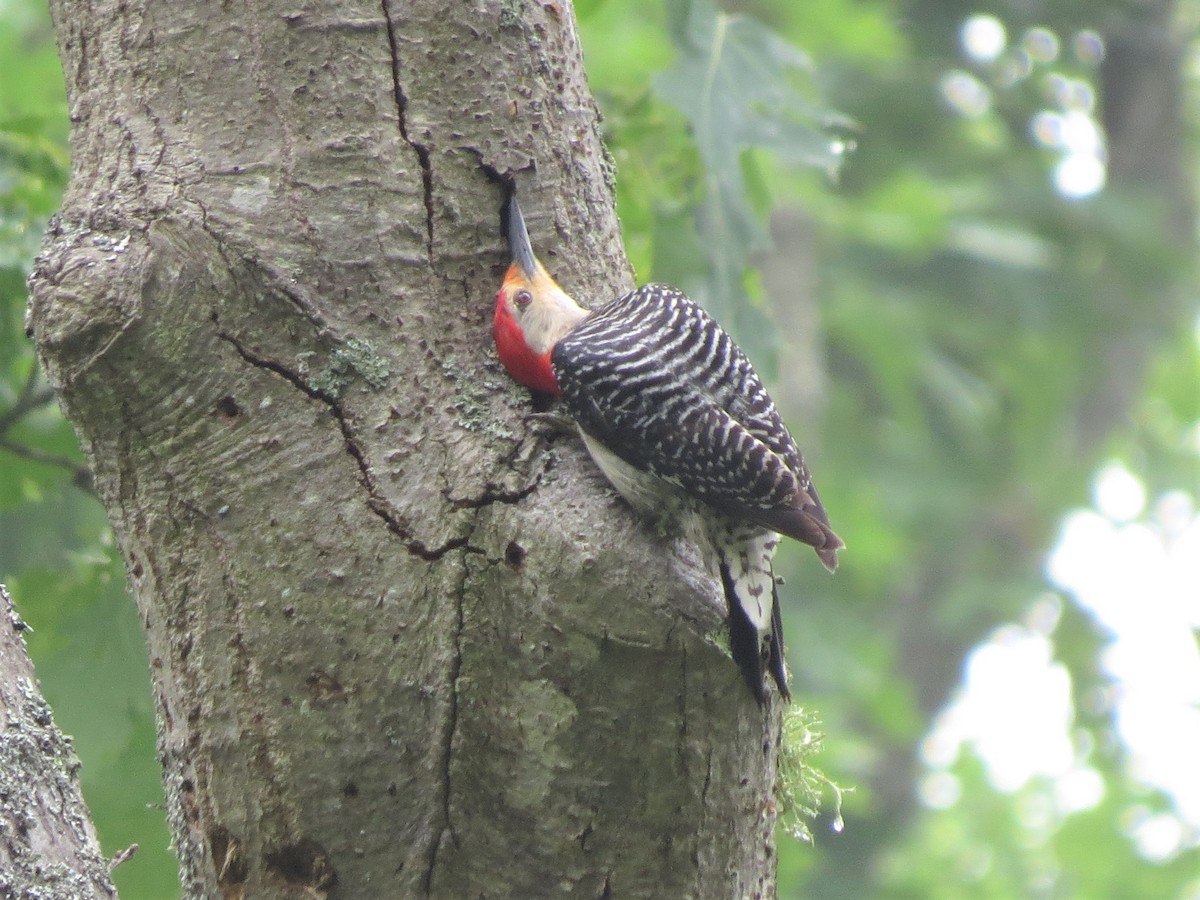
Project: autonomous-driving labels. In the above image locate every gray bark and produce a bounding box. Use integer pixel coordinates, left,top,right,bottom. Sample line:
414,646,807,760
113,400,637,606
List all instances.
0,584,117,899
28,0,782,896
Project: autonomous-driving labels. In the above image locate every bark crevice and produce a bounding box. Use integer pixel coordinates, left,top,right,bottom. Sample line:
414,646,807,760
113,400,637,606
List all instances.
214,326,468,561
380,0,435,260
422,549,467,893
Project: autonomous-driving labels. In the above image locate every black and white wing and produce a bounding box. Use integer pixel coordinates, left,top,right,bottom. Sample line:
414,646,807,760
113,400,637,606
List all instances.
551,284,842,568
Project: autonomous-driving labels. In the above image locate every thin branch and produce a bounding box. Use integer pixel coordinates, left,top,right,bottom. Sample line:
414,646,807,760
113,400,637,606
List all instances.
0,367,57,436
110,843,139,871
0,438,93,491
0,366,93,491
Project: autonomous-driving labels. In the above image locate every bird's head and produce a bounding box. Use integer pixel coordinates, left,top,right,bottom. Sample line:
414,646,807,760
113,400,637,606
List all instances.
493,196,588,395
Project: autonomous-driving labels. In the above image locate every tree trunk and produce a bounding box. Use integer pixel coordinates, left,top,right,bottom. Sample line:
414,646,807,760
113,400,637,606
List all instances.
0,585,117,899
28,1,782,896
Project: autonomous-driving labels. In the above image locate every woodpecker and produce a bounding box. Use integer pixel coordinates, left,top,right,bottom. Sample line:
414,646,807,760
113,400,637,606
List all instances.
493,196,843,704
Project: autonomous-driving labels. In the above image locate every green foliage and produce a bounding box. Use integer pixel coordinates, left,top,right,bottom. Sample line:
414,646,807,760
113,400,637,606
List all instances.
0,127,65,268
654,0,845,330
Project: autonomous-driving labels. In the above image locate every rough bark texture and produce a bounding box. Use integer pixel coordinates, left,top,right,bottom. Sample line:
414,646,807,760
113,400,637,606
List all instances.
29,1,782,896
0,585,117,899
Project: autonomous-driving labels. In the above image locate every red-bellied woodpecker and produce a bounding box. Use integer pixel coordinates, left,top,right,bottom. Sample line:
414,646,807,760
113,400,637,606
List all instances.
493,196,843,704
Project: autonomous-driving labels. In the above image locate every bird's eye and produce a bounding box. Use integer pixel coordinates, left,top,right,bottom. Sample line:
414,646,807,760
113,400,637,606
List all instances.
514,289,533,309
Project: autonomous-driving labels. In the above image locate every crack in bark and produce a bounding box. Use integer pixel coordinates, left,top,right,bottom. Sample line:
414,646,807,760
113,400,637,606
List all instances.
678,640,705,879
214,328,464,561
200,218,335,340
380,0,435,260
422,554,466,894
439,404,561,517
415,411,563,887
215,322,510,893
444,482,538,509
421,469,517,892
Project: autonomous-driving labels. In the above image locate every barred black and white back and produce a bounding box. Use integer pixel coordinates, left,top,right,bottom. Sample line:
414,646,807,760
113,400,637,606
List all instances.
551,283,843,702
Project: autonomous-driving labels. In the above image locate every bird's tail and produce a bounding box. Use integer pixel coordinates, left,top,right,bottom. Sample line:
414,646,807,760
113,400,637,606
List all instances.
718,528,790,705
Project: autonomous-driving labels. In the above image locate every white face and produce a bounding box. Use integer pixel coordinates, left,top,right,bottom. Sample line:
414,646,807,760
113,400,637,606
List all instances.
502,266,588,355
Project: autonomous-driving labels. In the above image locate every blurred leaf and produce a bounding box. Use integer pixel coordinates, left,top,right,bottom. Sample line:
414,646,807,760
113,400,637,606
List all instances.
654,0,845,326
